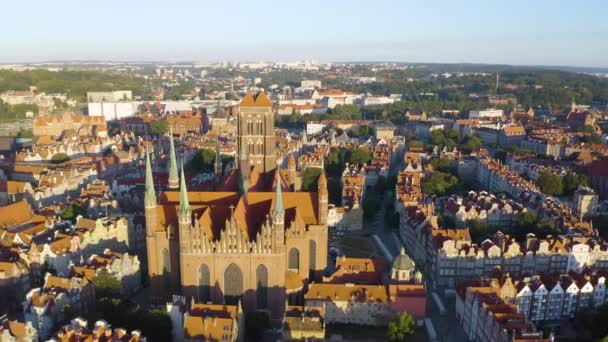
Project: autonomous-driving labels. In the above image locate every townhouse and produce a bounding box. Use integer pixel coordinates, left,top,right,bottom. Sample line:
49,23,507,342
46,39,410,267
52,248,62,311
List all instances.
23,274,95,339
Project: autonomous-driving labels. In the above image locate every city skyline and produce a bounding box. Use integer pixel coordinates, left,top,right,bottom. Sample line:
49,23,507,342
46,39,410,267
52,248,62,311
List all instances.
3,0,608,67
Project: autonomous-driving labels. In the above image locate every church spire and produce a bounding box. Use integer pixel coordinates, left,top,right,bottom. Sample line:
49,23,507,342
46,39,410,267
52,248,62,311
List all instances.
144,147,156,204
168,128,179,189
272,168,285,219
178,162,190,216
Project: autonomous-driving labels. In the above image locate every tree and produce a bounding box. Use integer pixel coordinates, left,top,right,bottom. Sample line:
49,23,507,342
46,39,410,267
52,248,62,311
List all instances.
518,212,538,229
563,173,589,196
461,135,482,153
51,153,70,164
16,129,33,138
59,203,85,222
421,171,459,197
591,303,608,338
348,125,372,138
189,148,216,173
94,272,124,299
62,304,80,323
327,104,361,120
468,219,492,243
594,215,608,241
387,312,416,342
430,129,457,148
324,148,343,177
494,150,507,163
33,261,57,286
245,311,270,341
407,140,424,149
301,168,322,191
149,119,169,136
430,158,455,174
347,147,372,165
537,171,563,196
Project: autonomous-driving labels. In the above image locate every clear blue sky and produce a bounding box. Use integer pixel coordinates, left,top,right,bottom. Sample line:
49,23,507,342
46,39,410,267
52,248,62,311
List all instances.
3,0,607,67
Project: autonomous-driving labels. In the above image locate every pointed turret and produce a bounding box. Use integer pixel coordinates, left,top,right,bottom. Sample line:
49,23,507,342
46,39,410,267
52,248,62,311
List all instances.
168,129,179,189
302,129,308,144
239,143,250,194
178,163,191,217
272,169,285,220
144,146,159,236
144,147,156,204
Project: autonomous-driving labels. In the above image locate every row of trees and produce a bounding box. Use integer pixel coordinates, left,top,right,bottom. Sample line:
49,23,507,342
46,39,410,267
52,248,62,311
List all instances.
84,273,172,342
0,100,38,121
466,211,561,244
537,171,589,197
0,69,144,102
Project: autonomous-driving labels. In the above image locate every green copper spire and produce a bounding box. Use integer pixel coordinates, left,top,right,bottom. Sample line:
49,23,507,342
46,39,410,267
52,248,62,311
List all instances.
272,168,284,218
144,147,156,203
303,129,308,143
178,161,190,216
168,129,179,188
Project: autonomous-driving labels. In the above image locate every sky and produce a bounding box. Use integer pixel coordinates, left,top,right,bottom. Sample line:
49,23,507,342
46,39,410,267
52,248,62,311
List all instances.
2,0,608,67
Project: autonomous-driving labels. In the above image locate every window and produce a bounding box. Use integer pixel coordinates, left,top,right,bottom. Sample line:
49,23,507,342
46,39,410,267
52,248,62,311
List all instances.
161,248,170,290
309,240,317,279
198,264,210,303
256,264,268,309
224,263,243,305
288,248,300,272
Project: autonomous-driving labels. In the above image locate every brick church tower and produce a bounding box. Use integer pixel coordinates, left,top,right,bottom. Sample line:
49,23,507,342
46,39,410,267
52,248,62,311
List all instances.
237,91,276,174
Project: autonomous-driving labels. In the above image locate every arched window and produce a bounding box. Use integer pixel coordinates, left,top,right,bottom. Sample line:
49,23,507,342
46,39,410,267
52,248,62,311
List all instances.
288,248,300,272
198,264,210,303
256,264,268,309
161,248,170,290
224,263,243,305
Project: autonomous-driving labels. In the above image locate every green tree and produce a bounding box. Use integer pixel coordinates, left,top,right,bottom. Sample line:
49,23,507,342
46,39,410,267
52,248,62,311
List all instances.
387,312,416,342
430,129,457,148
468,219,492,243
149,119,169,136
51,153,70,164
591,303,608,338
421,171,459,197
580,134,602,144
62,304,80,323
347,147,372,165
407,140,424,149
430,158,455,174
494,150,507,163
246,311,270,341
563,173,589,196
348,125,373,138
327,104,361,120
537,171,563,196
59,203,85,222
94,272,124,299
461,135,482,153
324,148,343,177
301,168,322,191
16,129,33,138
593,215,608,240
189,148,216,173
518,212,538,229
33,261,57,286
